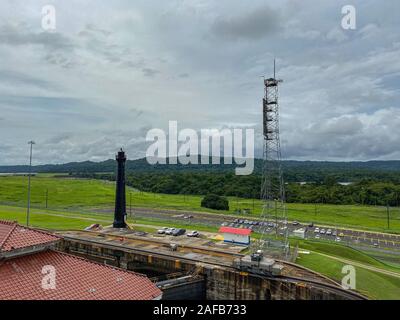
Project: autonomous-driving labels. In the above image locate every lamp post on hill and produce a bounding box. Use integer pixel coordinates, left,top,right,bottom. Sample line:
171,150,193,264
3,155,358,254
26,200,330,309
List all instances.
27,141,35,226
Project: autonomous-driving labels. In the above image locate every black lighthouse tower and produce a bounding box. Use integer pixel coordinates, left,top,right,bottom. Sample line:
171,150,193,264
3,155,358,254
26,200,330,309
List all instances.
113,148,127,228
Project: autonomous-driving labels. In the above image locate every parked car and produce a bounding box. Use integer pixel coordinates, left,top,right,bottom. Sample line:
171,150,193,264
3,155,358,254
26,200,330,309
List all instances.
332,231,337,237
157,227,169,234
314,228,320,233
326,229,332,235
320,229,326,234
85,224,102,231
238,219,244,224
339,232,345,237
165,228,175,235
187,230,199,237
172,228,186,236
292,221,299,226
315,234,321,239
335,237,341,242
234,219,239,223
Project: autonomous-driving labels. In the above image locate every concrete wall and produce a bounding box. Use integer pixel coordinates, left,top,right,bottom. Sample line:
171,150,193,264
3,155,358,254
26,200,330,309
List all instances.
57,238,359,301
205,267,341,300
159,278,206,300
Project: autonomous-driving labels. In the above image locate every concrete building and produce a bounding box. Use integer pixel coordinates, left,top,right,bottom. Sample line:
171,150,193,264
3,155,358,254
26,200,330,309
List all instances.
218,226,252,245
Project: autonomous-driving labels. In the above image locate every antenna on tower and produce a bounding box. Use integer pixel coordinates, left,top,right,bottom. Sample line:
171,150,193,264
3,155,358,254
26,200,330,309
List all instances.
273,58,276,79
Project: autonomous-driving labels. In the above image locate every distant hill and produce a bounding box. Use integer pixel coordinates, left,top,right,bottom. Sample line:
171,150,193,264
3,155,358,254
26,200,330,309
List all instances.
0,157,399,182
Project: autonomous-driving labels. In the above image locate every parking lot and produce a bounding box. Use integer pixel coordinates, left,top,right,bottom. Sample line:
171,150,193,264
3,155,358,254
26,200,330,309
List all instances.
223,218,400,250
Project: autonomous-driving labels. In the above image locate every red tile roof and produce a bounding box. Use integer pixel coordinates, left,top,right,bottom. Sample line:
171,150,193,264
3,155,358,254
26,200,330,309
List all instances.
219,226,252,236
0,250,162,300
0,220,59,252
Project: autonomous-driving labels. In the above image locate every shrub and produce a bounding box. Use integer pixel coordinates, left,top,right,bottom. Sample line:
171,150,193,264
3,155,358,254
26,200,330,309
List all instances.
201,194,229,211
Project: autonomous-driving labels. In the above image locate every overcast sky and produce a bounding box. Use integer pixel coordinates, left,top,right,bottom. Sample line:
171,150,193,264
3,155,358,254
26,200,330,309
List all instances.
0,0,399,165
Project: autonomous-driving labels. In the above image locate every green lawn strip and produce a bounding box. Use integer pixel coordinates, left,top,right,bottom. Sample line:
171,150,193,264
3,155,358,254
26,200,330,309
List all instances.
296,251,400,300
296,240,383,267
352,248,400,272
0,205,113,230
294,239,400,274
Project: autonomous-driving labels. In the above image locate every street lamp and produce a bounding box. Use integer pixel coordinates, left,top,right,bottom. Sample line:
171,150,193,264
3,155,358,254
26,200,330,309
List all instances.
27,141,35,226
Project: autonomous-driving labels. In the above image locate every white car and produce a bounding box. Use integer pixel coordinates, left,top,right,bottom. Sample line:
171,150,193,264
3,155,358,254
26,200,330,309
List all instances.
320,229,326,234
335,237,341,242
187,231,199,237
157,227,169,234
165,228,175,235
314,228,320,233
315,234,321,239
326,229,332,235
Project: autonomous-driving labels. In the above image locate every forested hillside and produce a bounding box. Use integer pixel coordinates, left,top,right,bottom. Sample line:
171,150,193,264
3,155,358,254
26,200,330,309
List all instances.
1,158,400,183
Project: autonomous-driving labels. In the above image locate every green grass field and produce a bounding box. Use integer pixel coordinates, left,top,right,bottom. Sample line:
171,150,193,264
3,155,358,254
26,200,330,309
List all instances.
0,175,399,232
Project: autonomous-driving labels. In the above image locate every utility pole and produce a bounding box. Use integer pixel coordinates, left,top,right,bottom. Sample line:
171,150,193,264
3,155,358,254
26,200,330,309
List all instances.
26,141,35,226
387,203,390,229
129,192,132,217
45,188,48,209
